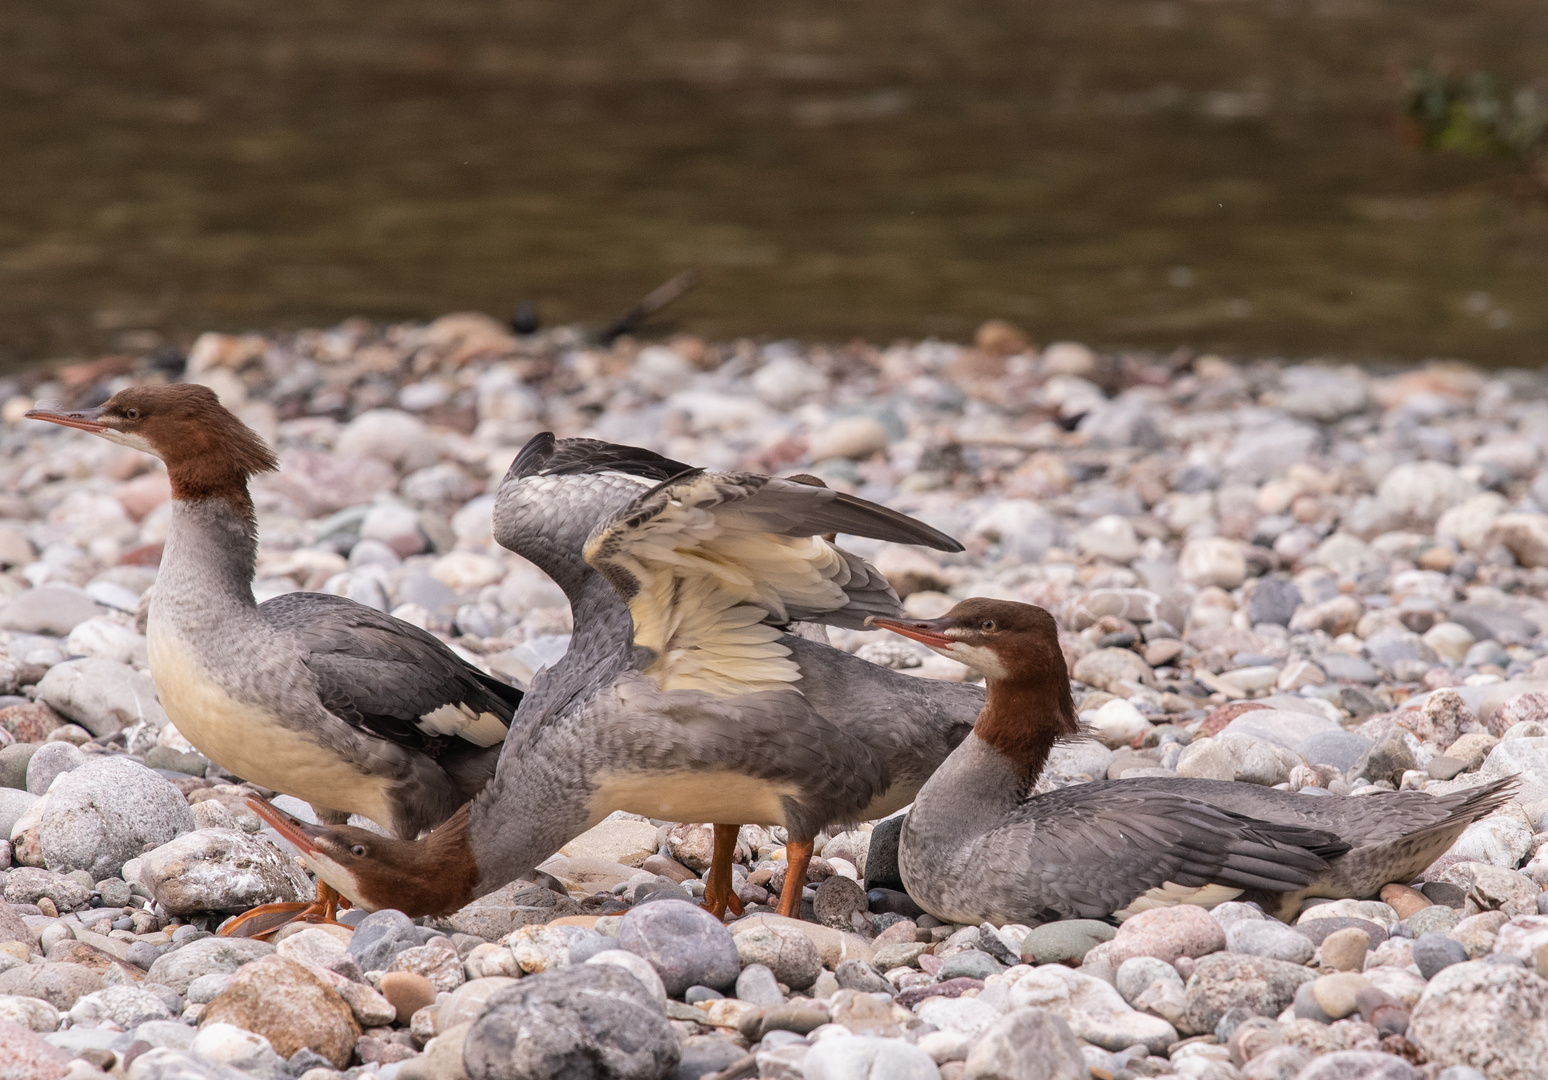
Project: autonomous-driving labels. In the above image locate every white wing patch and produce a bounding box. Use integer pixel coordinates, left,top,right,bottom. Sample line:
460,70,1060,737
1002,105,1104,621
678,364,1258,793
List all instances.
585,475,870,698
416,702,509,747
1114,881,1243,921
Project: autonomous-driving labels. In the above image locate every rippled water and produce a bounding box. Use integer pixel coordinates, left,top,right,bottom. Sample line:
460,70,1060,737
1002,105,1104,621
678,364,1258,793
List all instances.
2,0,1546,370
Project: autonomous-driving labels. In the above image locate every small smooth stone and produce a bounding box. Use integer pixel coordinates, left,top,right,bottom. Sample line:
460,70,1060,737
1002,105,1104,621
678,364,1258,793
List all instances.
936,949,1004,982
684,986,723,1004
1412,933,1469,980
834,958,893,995
1227,921,1315,965
1378,885,1432,921
1319,927,1371,972
734,963,783,1008
1311,973,1368,1019
1019,919,1115,965
1406,907,1459,937
379,971,435,1025
812,875,869,930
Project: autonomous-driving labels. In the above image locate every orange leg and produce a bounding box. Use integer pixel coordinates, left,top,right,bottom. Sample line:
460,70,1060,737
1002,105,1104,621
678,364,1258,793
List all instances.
218,882,348,940
776,839,814,919
702,824,745,920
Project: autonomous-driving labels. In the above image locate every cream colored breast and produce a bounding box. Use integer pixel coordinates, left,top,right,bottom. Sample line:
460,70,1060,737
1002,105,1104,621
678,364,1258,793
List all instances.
147,627,394,825
588,769,799,829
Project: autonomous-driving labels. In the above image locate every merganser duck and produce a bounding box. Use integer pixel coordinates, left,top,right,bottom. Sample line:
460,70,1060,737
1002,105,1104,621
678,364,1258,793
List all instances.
248,433,986,919
26,386,523,930
870,598,1517,924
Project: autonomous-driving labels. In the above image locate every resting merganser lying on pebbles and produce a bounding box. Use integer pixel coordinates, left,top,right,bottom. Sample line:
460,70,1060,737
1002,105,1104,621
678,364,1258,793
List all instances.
249,433,986,919
870,598,1518,925
26,385,523,930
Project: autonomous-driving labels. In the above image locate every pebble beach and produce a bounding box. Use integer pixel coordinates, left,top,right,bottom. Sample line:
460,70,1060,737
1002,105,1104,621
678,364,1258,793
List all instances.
0,314,1546,1080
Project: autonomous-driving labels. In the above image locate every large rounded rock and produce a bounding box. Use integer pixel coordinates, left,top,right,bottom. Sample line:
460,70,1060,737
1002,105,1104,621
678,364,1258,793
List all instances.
462,964,678,1080
139,829,312,914
1108,904,1227,967
34,657,168,736
1293,1051,1422,1080
802,1035,939,1080
962,1007,1085,1080
200,955,360,1068
0,1019,72,1080
0,962,104,1009
618,899,739,996
145,937,275,995
1181,953,1317,1036
348,909,421,971
1409,961,1548,1079
39,756,195,879
732,923,821,991
1006,963,1177,1054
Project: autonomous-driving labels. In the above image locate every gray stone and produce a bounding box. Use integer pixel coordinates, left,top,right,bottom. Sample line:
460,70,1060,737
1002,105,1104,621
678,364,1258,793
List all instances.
3,866,91,910
39,755,195,879
1298,731,1373,772
937,949,1005,981
68,984,173,1028
1412,933,1469,980
349,909,422,971
834,958,893,995
732,923,821,991
0,587,103,636
1480,737,1548,806
1409,961,1548,1079
139,828,311,914
34,658,169,737
0,961,104,1009
144,935,275,994
1226,921,1315,965
674,1039,747,1080
129,1020,198,1050
0,790,38,839
0,745,39,791
24,741,85,795
1293,1051,1422,1080
733,963,782,1007
1320,654,1381,685
865,816,905,892
463,964,678,1080
126,1047,251,1080
1249,578,1303,627
1448,604,1540,647
430,880,584,939
1352,730,1418,788
619,899,739,997
802,1034,941,1080
1364,629,1437,673
1019,920,1115,966
812,874,869,931
1181,953,1317,1036
1224,709,1339,751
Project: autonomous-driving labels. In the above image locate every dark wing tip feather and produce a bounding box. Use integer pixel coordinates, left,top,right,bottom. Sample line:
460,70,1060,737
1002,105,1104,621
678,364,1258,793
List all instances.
830,491,964,552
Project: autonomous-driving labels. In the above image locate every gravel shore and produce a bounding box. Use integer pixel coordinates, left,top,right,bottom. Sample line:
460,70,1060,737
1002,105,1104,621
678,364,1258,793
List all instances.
0,314,1546,1080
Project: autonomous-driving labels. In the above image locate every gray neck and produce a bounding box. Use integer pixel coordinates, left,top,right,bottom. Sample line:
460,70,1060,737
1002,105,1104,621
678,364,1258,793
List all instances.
150,499,258,632
465,571,641,891
901,734,1023,862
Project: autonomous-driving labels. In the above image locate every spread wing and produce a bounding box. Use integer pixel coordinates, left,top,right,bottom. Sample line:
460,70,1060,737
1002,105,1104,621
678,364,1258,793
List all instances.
583,471,962,697
259,593,523,754
993,783,1349,921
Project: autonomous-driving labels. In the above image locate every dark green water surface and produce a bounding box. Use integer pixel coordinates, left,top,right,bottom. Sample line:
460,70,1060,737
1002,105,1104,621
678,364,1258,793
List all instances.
2,0,1547,369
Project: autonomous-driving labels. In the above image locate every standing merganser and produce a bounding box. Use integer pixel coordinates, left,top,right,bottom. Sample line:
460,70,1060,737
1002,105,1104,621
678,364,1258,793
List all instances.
870,598,1517,925
248,433,986,920
26,385,523,931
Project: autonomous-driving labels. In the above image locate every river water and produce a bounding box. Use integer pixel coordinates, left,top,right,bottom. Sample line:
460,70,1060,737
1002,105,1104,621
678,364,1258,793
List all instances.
2,0,1546,370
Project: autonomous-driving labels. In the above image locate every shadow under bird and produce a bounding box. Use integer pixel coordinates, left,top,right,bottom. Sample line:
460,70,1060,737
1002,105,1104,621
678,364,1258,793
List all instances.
26,385,524,933
250,432,987,920
870,598,1517,925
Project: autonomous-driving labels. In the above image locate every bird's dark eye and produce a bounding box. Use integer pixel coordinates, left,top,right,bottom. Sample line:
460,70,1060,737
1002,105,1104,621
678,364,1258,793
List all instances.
350,844,367,857
981,620,997,631
124,408,140,420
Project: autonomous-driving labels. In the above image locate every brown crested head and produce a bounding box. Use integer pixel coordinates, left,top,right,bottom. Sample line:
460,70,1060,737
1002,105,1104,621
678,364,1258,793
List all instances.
247,798,478,917
869,598,1078,778
26,383,277,505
